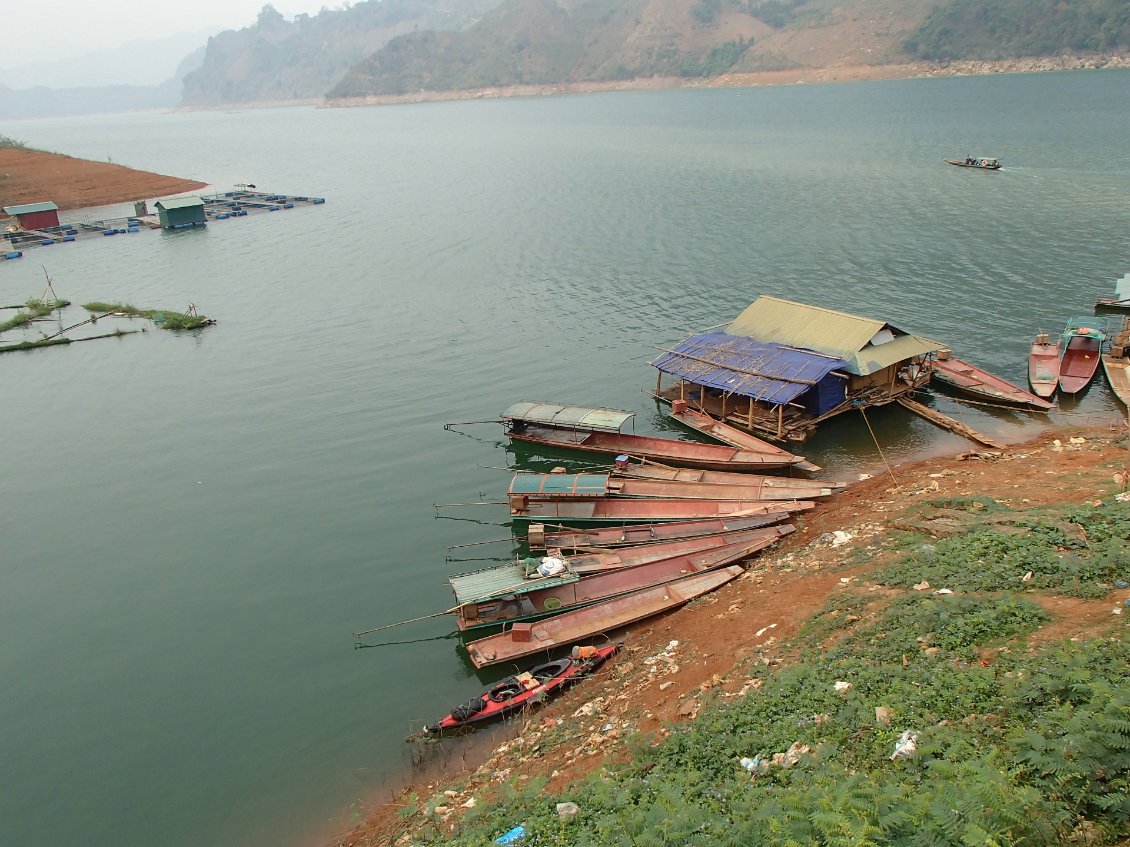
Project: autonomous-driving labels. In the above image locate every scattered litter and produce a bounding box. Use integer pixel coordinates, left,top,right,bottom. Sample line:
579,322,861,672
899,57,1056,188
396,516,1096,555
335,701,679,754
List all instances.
495,825,526,844
875,706,893,727
890,730,919,760
1051,439,1063,452
1115,607,1124,616
739,756,762,773
834,681,853,695
920,544,936,554
754,623,777,638
1022,571,1033,582
556,802,579,819
839,576,854,585
600,722,614,733
858,473,873,481
462,797,476,809
659,681,673,691
1069,436,1086,445
1117,492,1130,503
1115,580,1129,589
830,531,853,547
935,588,954,595
912,581,931,591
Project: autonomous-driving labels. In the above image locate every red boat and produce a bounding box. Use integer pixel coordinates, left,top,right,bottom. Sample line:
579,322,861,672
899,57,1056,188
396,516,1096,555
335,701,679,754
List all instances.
931,351,1054,411
557,524,794,573
510,496,813,524
1060,318,1106,395
1027,332,1060,399
501,402,804,471
423,643,620,734
528,514,791,551
665,402,820,471
511,469,834,502
454,531,787,630
465,566,743,668
616,461,845,494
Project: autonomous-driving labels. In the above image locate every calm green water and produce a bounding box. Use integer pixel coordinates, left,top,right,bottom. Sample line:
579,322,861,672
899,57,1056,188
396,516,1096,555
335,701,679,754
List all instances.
2,70,1128,847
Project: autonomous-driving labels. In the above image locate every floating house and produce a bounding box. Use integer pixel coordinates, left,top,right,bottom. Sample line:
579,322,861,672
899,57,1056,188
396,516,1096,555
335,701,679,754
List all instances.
3,201,60,230
652,296,943,441
155,197,206,230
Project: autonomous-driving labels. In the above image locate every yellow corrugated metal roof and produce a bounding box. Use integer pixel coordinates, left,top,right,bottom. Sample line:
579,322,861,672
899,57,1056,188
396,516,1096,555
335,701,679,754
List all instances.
726,296,942,376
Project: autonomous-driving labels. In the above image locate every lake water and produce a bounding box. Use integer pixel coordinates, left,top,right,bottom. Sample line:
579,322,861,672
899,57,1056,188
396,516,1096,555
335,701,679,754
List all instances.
2,70,1128,847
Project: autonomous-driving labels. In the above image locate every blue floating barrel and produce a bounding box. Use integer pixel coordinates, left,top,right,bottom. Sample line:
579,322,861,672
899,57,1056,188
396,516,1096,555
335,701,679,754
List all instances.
268,205,279,211
312,198,325,204
102,230,115,236
62,236,75,242
40,239,55,245
283,203,294,209
2,251,23,259
217,213,229,220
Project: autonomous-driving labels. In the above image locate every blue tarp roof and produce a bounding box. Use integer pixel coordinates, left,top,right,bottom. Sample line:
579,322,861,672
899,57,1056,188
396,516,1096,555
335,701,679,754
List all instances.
652,332,847,406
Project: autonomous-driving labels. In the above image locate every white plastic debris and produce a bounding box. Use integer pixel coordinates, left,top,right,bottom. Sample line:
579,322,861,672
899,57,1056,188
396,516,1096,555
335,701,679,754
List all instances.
830,530,853,547
890,730,919,760
834,681,853,695
754,623,777,638
934,588,954,595
556,802,579,819
912,581,931,591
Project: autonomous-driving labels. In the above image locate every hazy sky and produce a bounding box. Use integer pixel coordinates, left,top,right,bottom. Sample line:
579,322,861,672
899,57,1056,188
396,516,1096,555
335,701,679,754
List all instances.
0,1,331,68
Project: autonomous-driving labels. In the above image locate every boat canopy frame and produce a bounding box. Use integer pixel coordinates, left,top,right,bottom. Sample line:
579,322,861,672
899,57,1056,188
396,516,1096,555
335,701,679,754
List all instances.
501,401,635,433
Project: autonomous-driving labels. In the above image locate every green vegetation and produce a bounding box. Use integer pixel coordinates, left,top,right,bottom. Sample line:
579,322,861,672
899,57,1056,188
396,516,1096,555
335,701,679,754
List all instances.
905,0,1130,60
0,298,71,334
83,302,213,330
876,502,1130,599
679,38,752,76
397,497,1129,846
0,134,32,150
747,0,809,29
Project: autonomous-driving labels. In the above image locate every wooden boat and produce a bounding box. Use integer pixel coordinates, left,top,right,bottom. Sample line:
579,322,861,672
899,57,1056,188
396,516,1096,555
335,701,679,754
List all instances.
453,533,783,630
615,461,844,496
1101,317,1130,407
423,643,620,734
1095,273,1130,312
527,514,791,551
945,156,1001,170
509,469,832,502
510,496,813,524
452,525,791,610
665,402,820,472
558,524,794,574
464,566,743,668
1027,332,1061,399
931,350,1054,411
500,401,804,471
1060,317,1106,395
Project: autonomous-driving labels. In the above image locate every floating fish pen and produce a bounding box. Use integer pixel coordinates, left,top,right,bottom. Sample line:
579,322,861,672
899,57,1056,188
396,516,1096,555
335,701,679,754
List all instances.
0,187,325,256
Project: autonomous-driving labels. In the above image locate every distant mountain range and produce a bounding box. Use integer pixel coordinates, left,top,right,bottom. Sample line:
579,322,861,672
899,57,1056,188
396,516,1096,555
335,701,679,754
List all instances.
2,0,1127,119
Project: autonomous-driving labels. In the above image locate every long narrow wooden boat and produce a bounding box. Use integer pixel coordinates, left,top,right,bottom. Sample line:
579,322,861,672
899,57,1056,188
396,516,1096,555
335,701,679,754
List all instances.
500,401,803,471
665,403,820,472
510,496,813,524
452,525,791,609
1060,317,1106,395
1101,317,1130,407
509,469,831,502
526,514,791,551
464,566,743,668
945,156,1001,170
615,461,844,496
453,534,782,630
931,351,1054,411
1027,332,1061,399
423,643,620,734
559,524,794,574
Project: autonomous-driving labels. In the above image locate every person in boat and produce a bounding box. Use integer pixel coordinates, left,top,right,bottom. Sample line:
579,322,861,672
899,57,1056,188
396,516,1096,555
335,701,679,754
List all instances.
965,154,974,165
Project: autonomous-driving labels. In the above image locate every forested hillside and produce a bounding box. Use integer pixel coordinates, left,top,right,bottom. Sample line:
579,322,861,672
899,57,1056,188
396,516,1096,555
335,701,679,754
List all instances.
180,1,502,106
905,0,1130,61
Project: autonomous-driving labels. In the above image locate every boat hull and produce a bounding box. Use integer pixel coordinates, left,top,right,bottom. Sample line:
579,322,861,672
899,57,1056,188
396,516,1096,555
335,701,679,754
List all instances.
1060,336,1103,395
932,355,1054,411
1102,354,1130,406
944,158,1001,170
529,514,791,551
507,424,801,471
425,643,619,733
510,496,814,524
665,406,820,471
464,566,743,668
456,534,783,630
1027,341,1061,398
615,464,839,498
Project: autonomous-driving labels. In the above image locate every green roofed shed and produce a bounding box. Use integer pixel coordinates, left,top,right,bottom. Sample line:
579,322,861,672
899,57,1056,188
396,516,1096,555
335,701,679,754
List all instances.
501,402,634,433
155,196,206,229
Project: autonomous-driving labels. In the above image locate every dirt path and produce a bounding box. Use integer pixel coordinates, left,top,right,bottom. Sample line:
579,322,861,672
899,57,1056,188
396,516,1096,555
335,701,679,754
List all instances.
0,148,207,213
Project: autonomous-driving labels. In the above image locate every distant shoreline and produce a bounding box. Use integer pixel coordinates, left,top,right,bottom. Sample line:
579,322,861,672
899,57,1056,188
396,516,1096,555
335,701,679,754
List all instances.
320,53,1130,109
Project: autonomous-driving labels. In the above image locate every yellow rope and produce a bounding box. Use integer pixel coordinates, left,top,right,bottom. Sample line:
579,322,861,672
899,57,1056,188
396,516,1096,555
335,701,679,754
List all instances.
859,406,897,484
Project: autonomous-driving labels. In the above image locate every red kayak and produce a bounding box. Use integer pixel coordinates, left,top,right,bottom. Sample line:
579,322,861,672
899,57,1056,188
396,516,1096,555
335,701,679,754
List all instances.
422,643,620,734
